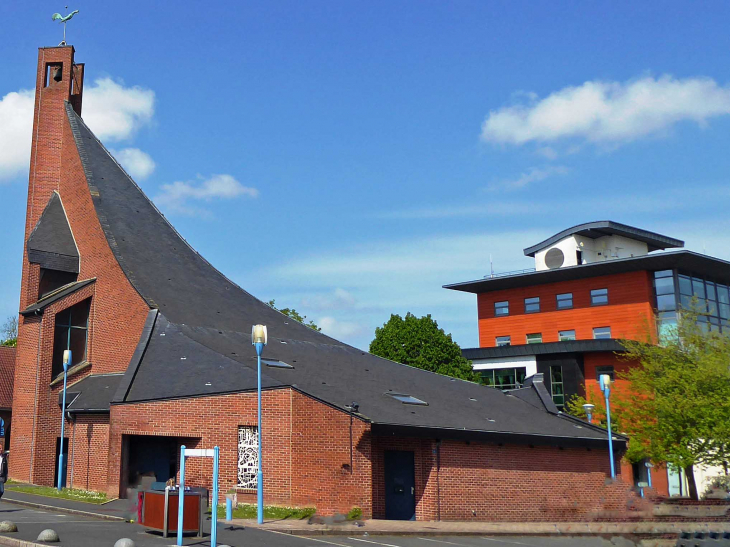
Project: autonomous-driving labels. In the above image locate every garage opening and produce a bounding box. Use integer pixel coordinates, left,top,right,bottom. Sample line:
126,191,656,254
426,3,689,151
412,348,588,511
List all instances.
122,435,182,498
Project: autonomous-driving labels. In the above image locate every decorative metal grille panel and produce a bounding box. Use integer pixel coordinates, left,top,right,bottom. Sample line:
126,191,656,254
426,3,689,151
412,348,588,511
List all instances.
237,426,258,489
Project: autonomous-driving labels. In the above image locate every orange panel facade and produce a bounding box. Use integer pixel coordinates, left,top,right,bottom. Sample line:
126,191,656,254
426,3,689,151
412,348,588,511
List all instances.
477,271,657,347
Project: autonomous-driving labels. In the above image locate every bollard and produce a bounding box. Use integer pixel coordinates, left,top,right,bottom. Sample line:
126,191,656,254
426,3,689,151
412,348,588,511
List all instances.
226,498,232,521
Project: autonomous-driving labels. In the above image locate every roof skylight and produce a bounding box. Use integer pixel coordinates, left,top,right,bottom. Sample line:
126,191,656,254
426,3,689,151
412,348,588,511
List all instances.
262,359,294,369
386,393,428,406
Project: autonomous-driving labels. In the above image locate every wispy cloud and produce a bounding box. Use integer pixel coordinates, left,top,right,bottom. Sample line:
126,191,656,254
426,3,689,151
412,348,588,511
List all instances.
111,148,156,180
301,288,356,310
318,316,367,339
83,77,155,142
0,77,156,181
154,174,259,216
481,75,730,147
488,165,569,191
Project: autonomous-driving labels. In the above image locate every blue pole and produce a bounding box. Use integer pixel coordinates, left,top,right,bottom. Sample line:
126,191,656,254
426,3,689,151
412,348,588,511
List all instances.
226,498,232,521
255,342,264,524
212,446,219,547
604,387,615,479
57,358,69,491
177,445,186,546
647,463,653,489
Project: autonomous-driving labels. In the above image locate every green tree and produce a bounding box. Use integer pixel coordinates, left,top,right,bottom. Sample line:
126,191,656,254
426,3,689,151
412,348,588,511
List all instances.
0,316,17,347
615,310,730,499
267,300,321,331
369,313,479,382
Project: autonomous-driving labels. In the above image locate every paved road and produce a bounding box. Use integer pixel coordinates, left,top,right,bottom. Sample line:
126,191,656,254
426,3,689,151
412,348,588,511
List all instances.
0,501,640,547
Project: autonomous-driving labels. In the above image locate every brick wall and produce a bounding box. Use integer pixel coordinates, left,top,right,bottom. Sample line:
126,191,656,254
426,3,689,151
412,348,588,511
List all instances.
11,46,150,487
476,271,656,347
372,436,642,521
68,414,109,492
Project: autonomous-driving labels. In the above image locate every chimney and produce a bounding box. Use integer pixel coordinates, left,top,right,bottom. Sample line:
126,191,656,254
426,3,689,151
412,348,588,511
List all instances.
24,46,84,238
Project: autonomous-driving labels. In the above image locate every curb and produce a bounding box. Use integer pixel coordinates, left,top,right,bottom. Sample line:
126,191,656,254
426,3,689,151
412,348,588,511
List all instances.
0,537,44,547
1,496,127,522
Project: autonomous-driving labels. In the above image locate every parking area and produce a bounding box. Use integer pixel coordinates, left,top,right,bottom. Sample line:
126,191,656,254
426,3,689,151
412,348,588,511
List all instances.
0,501,645,547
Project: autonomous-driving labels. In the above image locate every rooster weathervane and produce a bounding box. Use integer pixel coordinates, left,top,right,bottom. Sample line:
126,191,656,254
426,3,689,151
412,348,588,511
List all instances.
51,6,80,46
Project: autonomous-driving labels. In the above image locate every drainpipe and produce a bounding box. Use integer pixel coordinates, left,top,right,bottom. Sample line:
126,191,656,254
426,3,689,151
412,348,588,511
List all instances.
435,439,441,521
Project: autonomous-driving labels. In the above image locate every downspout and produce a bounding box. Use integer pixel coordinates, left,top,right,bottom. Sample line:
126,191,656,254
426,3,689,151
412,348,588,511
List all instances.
69,413,76,488
436,439,441,521
29,317,42,482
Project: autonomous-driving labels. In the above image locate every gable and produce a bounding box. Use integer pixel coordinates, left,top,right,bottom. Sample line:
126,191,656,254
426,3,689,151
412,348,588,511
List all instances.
27,192,79,273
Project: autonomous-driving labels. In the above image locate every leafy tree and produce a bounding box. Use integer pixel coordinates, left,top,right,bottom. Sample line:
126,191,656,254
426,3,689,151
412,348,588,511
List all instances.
369,313,479,382
0,316,17,347
567,309,730,500
267,300,321,331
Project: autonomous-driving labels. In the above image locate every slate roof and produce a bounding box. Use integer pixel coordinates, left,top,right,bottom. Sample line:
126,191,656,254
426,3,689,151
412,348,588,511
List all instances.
444,250,730,294
59,373,124,413
523,220,684,257
27,192,79,273
65,103,624,448
0,346,15,410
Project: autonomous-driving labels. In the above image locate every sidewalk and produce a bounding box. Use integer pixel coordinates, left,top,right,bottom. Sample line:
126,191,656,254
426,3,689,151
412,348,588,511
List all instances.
1,490,133,521
233,517,730,537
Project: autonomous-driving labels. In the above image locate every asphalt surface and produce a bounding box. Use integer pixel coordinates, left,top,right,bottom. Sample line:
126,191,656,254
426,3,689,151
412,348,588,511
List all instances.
0,501,642,547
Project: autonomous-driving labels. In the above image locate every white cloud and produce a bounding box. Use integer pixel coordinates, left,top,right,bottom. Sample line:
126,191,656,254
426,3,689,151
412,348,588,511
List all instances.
536,146,558,160
489,165,569,191
0,89,34,181
481,75,730,146
0,77,155,181
155,174,259,216
82,77,155,142
111,148,156,180
318,316,367,339
301,288,356,310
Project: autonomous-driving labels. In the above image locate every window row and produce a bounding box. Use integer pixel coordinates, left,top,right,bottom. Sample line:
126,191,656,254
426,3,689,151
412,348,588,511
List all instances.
479,365,564,409
494,288,608,317
495,326,611,346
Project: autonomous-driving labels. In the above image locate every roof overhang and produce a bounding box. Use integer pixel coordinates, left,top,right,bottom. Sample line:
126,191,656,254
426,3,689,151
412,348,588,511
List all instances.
371,422,627,450
444,251,730,294
463,339,626,360
20,278,96,316
523,221,684,257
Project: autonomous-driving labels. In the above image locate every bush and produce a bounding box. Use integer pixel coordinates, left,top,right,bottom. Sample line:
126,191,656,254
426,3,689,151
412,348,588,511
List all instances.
347,507,362,520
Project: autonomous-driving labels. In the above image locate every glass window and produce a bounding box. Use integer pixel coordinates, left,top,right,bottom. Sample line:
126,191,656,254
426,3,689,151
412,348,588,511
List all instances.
720,303,730,320
524,297,540,313
717,285,730,306
678,275,692,296
550,365,564,409
654,275,675,296
487,367,527,390
494,301,509,317
591,288,608,306
692,277,706,299
526,333,542,344
595,365,615,381
559,329,576,341
656,294,676,311
657,311,678,342
51,299,91,379
593,326,612,339
495,336,511,347
654,269,673,278
556,293,573,310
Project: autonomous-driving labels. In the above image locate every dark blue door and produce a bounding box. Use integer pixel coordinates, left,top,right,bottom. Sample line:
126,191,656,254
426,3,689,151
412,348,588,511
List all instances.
384,450,415,520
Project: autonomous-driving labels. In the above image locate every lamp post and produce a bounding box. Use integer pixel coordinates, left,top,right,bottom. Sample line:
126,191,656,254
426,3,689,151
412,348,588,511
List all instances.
251,324,267,525
599,374,615,479
582,403,595,424
57,349,71,491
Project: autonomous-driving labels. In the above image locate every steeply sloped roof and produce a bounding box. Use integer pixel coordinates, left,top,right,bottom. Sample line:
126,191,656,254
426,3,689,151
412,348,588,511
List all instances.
523,220,684,257
60,373,124,413
65,103,623,447
0,346,15,410
27,192,79,273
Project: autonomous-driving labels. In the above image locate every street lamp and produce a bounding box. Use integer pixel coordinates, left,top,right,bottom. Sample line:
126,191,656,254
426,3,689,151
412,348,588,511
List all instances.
57,349,71,491
251,324,267,524
582,403,595,424
599,374,615,479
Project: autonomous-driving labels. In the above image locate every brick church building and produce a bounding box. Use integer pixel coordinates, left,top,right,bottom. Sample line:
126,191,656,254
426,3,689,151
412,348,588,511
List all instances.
11,44,641,521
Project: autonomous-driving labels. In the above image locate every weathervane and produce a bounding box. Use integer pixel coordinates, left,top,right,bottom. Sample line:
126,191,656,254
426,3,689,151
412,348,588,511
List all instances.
51,6,79,46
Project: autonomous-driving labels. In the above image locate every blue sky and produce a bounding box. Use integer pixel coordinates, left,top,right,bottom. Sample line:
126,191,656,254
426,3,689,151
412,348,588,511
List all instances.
2,1,730,349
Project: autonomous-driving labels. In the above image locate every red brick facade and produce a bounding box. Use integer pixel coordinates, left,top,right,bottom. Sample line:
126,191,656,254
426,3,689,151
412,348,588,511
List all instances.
9,45,642,521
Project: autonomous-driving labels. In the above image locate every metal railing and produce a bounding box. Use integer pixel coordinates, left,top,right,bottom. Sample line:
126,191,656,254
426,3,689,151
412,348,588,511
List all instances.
484,267,536,279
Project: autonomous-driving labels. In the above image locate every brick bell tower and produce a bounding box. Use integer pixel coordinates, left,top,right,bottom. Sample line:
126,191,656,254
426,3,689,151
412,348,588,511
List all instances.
12,46,85,484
